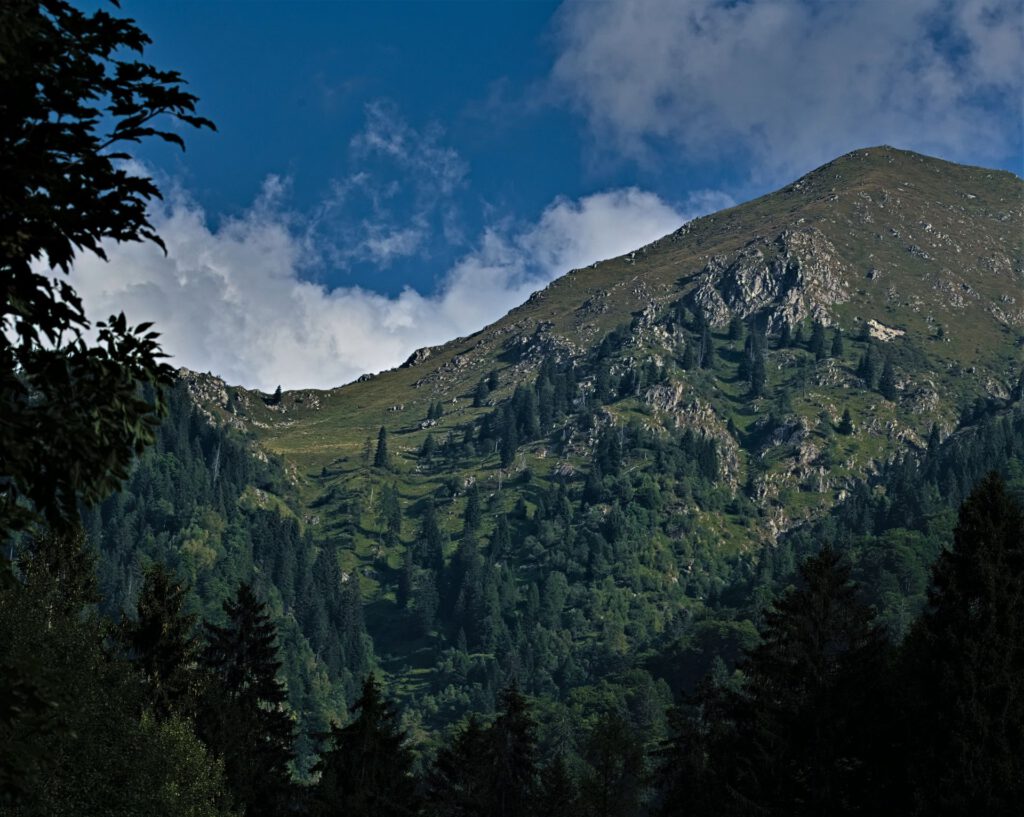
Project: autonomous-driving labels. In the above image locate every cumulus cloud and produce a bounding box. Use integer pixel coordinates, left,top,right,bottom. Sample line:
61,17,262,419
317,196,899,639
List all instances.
67,182,702,391
551,0,1024,183
322,101,470,267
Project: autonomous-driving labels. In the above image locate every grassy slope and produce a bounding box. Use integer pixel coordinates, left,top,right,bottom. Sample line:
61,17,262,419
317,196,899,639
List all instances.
184,147,1023,695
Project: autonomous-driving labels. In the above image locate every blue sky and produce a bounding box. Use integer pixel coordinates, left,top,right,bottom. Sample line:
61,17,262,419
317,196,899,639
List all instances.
72,0,1024,390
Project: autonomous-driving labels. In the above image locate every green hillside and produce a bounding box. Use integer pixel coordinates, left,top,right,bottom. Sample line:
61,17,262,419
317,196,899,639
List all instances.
94,146,1023,756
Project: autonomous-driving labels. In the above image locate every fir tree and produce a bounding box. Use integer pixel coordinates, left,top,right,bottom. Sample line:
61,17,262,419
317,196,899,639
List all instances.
699,324,714,369
121,563,200,719
535,755,582,817
879,356,897,400
420,433,438,462
810,321,827,360
397,548,414,610
735,548,890,815
426,716,491,816
487,684,538,817
903,473,1024,813
473,380,489,408
830,327,845,358
200,583,296,817
681,341,696,371
374,426,389,469
838,408,854,435
857,345,879,387
728,316,744,342
313,675,419,817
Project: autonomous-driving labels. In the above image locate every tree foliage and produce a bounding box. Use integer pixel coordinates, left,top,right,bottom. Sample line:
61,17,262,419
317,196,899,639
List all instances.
0,0,214,536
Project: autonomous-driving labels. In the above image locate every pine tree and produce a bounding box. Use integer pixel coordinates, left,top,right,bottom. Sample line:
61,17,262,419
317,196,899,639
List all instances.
313,675,419,817
579,712,645,817
489,514,512,563
838,408,854,435
487,684,538,817
374,426,389,469
397,548,414,610
420,433,438,462
463,484,482,536
735,548,890,814
681,341,696,371
810,321,827,360
426,716,491,816
903,473,1024,813
417,499,446,572
535,755,582,817
857,345,879,387
487,370,501,392
121,563,200,719
473,379,490,408
728,316,744,342
879,356,897,400
699,324,714,369
200,582,296,817
830,327,845,358
270,385,283,406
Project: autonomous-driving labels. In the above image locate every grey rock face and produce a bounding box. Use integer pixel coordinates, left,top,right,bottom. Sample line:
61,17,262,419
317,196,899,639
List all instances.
690,227,850,330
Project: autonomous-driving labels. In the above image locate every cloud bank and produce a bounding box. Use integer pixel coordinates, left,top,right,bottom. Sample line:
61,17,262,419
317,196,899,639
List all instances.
68,182,702,391
551,0,1024,182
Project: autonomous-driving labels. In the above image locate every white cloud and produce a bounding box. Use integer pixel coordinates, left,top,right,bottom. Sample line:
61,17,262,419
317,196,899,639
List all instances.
320,101,470,267
67,182,702,391
551,0,1024,183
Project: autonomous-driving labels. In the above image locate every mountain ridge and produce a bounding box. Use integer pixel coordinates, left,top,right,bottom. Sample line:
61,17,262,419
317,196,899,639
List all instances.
103,144,1024,745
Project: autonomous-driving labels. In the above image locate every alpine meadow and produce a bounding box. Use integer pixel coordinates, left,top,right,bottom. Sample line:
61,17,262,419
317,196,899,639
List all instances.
2,2,1023,816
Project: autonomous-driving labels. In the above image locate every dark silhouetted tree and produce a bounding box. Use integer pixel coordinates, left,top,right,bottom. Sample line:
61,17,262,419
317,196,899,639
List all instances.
313,675,419,817
201,582,296,817
374,426,389,469
903,473,1024,813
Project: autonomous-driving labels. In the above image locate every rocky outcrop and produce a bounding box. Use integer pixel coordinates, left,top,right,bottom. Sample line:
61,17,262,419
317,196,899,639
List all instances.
690,228,850,330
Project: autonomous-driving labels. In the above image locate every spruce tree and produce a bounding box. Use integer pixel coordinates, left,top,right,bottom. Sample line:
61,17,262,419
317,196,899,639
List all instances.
374,426,389,469
903,473,1024,813
417,499,446,573
535,755,582,817
487,684,538,817
735,548,890,815
830,327,845,358
426,716,491,816
201,582,296,817
313,675,419,817
681,341,696,371
420,433,437,462
879,356,897,400
728,316,744,342
473,379,489,407
699,324,714,369
810,321,827,360
838,408,854,435
121,563,200,719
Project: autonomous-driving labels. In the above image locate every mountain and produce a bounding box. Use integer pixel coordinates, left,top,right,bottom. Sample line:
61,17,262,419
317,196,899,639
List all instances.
94,146,1024,756
191,145,1022,531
